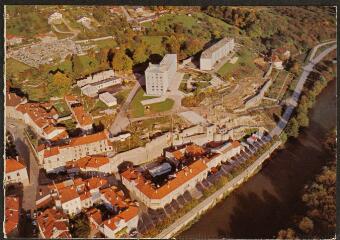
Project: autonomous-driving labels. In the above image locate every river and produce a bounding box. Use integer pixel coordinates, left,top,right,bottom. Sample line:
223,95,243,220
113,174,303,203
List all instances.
178,79,336,239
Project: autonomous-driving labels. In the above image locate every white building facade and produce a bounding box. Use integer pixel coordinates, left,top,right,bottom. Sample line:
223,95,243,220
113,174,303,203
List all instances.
200,38,235,71
145,54,177,96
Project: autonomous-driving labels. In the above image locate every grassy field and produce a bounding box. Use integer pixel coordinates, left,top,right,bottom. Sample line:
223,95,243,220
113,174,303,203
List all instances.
115,88,132,104
6,58,32,76
217,48,257,79
129,88,174,118
93,38,117,49
130,88,156,117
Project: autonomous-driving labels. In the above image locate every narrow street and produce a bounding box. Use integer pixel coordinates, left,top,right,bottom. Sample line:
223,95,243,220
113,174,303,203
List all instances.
6,118,39,211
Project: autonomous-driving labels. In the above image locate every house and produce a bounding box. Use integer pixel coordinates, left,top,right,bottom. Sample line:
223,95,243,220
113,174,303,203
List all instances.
145,54,177,96
200,38,235,71
77,16,92,29
272,54,284,70
35,177,139,238
36,208,71,238
72,155,111,175
101,205,139,238
6,90,27,118
5,196,20,237
122,141,241,209
5,158,29,186
65,95,93,131
99,92,117,107
48,12,63,24
36,130,113,173
15,103,69,141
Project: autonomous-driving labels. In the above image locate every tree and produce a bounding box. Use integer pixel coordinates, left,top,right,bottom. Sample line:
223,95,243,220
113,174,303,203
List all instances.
70,215,90,238
48,72,72,97
298,217,314,234
277,228,298,239
111,49,133,73
296,111,309,127
96,48,110,69
285,117,299,138
71,54,84,76
164,35,180,54
133,43,149,64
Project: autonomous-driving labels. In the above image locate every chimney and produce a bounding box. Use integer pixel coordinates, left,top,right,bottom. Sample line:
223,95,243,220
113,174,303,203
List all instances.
16,156,19,161
189,168,192,173
39,189,43,196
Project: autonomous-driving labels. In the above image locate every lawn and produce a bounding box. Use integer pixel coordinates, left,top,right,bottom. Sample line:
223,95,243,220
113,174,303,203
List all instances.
53,100,72,117
130,88,156,118
217,48,257,79
129,88,174,118
6,58,32,76
94,38,117,49
115,88,132,104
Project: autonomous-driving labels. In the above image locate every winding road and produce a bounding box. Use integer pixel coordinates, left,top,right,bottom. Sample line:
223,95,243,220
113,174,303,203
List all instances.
270,42,336,137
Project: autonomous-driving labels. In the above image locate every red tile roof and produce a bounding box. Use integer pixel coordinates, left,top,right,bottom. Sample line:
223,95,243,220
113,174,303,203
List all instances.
59,186,79,204
5,196,19,235
6,159,26,173
75,156,109,170
85,177,108,190
122,159,208,199
6,92,24,107
36,208,71,239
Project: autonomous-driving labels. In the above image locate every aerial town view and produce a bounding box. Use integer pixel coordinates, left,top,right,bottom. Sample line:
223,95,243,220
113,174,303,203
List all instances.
3,5,337,239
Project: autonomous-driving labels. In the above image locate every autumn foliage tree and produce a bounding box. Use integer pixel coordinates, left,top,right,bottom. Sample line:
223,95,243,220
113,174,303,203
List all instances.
48,72,72,97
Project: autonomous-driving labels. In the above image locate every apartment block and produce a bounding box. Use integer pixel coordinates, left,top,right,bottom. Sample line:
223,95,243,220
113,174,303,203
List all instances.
36,130,113,173
145,54,177,96
200,38,235,71
121,140,241,209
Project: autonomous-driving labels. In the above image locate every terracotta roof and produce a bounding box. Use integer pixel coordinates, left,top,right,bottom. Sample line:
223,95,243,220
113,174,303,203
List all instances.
5,196,20,235
172,150,184,160
50,130,69,141
86,208,102,226
80,191,91,201
100,187,127,209
122,159,208,199
75,156,109,170
85,177,108,190
118,205,138,222
72,104,93,127
59,186,79,204
36,208,71,239
69,131,108,147
6,92,24,107
43,147,60,158
6,159,26,173
185,144,205,156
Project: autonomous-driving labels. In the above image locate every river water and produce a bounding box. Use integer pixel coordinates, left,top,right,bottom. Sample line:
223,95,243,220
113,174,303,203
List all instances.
178,79,336,239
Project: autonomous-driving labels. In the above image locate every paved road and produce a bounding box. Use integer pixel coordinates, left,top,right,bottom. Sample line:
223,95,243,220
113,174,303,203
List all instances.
6,118,39,211
110,82,140,135
270,43,336,136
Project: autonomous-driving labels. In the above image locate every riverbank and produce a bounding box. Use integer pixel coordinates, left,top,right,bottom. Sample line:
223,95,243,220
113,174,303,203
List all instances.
179,75,336,239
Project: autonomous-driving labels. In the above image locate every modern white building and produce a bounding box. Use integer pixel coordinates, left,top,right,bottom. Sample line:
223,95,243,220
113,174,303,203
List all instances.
5,158,29,186
99,92,117,107
145,54,177,96
200,38,235,71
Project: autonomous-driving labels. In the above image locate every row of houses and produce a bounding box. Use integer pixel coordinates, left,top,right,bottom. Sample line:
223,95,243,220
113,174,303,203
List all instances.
6,92,69,141
77,69,122,98
36,176,138,238
121,140,242,209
